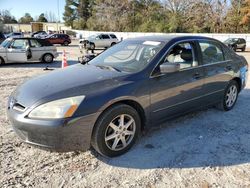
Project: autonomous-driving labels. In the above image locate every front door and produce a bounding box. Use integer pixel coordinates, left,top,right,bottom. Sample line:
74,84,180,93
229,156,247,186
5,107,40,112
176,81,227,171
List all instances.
6,39,28,62
150,41,206,122
29,39,43,61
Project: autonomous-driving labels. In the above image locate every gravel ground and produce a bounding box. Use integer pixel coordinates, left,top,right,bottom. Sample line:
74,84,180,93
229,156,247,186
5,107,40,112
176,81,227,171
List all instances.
1,43,250,188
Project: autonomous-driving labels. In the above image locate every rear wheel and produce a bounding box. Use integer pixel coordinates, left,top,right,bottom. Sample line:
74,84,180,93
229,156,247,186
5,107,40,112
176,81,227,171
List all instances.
63,41,69,46
91,104,141,157
0,57,5,65
42,53,54,63
217,80,239,111
111,42,116,46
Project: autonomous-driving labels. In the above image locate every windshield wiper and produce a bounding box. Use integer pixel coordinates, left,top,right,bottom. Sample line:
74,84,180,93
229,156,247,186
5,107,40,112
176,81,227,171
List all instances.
96,65,122,72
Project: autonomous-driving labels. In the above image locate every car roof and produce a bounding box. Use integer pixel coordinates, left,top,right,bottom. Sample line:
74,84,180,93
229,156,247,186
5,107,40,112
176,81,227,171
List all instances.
125,35,220,43
10,37,39,40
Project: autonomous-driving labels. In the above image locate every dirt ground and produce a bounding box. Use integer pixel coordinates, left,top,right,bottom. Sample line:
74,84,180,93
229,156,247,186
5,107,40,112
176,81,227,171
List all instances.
1,41,250,188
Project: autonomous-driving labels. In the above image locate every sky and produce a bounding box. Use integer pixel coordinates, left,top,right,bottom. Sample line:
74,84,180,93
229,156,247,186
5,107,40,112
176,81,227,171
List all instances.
0,0,66,22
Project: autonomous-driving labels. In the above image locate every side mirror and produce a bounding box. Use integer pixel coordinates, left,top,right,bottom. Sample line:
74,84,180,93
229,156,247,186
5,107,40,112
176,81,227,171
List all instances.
160,62,180,74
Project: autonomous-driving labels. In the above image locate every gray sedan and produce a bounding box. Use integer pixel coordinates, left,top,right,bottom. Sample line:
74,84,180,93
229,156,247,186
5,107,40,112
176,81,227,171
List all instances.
7,35,248,157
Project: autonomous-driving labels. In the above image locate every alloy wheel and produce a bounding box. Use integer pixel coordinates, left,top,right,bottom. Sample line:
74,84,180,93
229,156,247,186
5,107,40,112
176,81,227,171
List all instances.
225,85,238,108
44,54,53,63
104,114,136,151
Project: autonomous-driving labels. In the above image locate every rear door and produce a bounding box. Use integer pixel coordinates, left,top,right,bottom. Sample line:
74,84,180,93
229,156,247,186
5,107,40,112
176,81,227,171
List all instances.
197,40,233,103
150,41,206,121
6,39,27,62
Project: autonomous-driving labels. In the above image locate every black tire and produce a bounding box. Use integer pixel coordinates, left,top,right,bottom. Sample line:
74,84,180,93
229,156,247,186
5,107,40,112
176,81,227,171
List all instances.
242,46,246,52
217,80,239,111
89,43,95,50
0,57,5,65
233,45,237,52
42,53,54,63
91,104,141,157
63,41,69,46
111,42,116,46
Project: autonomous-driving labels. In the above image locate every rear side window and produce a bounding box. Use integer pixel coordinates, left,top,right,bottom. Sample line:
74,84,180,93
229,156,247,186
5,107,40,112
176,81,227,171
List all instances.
110,34,117,39
102,34,110,39
199,41,224,64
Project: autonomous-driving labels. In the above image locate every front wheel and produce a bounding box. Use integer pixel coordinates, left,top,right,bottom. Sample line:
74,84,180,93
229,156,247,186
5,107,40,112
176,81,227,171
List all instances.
91,104,141,157
217,80,239,111
0,57,5,65
89,43,95,50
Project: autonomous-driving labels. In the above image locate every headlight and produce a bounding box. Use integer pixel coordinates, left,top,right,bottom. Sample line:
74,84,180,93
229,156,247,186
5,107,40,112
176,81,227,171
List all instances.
28,96,85,119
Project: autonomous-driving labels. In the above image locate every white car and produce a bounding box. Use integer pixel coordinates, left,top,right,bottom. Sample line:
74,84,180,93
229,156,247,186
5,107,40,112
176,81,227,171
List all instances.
0,38,58,65
6,32,24,39
79,33,119,50
34,31,48,39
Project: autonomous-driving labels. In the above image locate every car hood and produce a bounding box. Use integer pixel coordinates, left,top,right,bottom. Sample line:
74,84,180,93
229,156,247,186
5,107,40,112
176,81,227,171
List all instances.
12,64,128,108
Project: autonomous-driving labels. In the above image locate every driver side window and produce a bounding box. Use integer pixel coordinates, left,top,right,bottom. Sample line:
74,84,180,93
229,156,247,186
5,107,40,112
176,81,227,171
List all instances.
164,42,197,69
11,39,29,49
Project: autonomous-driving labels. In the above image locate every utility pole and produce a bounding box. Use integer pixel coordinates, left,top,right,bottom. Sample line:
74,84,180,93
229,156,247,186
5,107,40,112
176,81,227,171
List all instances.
57,0,60,33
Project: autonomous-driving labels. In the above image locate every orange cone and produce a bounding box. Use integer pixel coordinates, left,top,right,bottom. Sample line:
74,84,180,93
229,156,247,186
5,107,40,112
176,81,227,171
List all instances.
62,50,68,68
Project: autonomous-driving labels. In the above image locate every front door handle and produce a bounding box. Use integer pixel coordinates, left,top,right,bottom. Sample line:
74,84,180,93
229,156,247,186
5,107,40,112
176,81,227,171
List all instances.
225,65,232,71
193,72,202,79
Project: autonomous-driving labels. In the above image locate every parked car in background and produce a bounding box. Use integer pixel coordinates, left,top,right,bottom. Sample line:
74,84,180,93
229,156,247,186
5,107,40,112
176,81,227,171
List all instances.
6,32,24,39
79,33,119,50
0,32,6,44
45,34,71,46
0,38,58,65
33,31,48,39
224,38,246,52
31,31,45,37
7,36,248,157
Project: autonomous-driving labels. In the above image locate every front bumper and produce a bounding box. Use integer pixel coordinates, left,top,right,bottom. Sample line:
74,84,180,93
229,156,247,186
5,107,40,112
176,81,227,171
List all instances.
7,106,100,151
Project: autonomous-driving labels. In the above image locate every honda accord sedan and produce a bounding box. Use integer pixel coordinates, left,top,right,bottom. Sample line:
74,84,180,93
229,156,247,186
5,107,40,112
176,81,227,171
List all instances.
7,36,248,157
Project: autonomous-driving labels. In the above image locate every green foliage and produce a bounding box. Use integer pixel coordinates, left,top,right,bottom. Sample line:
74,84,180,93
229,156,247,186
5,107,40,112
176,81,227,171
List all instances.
19,13,34,24
37,13,48,22
62,0,250,33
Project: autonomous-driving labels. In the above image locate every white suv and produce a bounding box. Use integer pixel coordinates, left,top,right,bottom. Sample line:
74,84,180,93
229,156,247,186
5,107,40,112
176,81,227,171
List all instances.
79,33,119,50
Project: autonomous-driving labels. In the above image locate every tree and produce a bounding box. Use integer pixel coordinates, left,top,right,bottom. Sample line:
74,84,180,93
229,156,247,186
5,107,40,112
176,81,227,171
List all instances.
63,0,78,28
0,10,18,23
63,0,94,29
37,13,48,22
19,13,34,24
240,0,250,31
45,11,57,22
87,0,131,31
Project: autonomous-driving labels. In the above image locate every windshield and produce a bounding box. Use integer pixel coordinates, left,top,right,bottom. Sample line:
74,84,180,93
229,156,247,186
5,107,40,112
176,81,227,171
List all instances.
225,38,238,43
89,40,165,73
87,35,98,40
0,38,12,48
